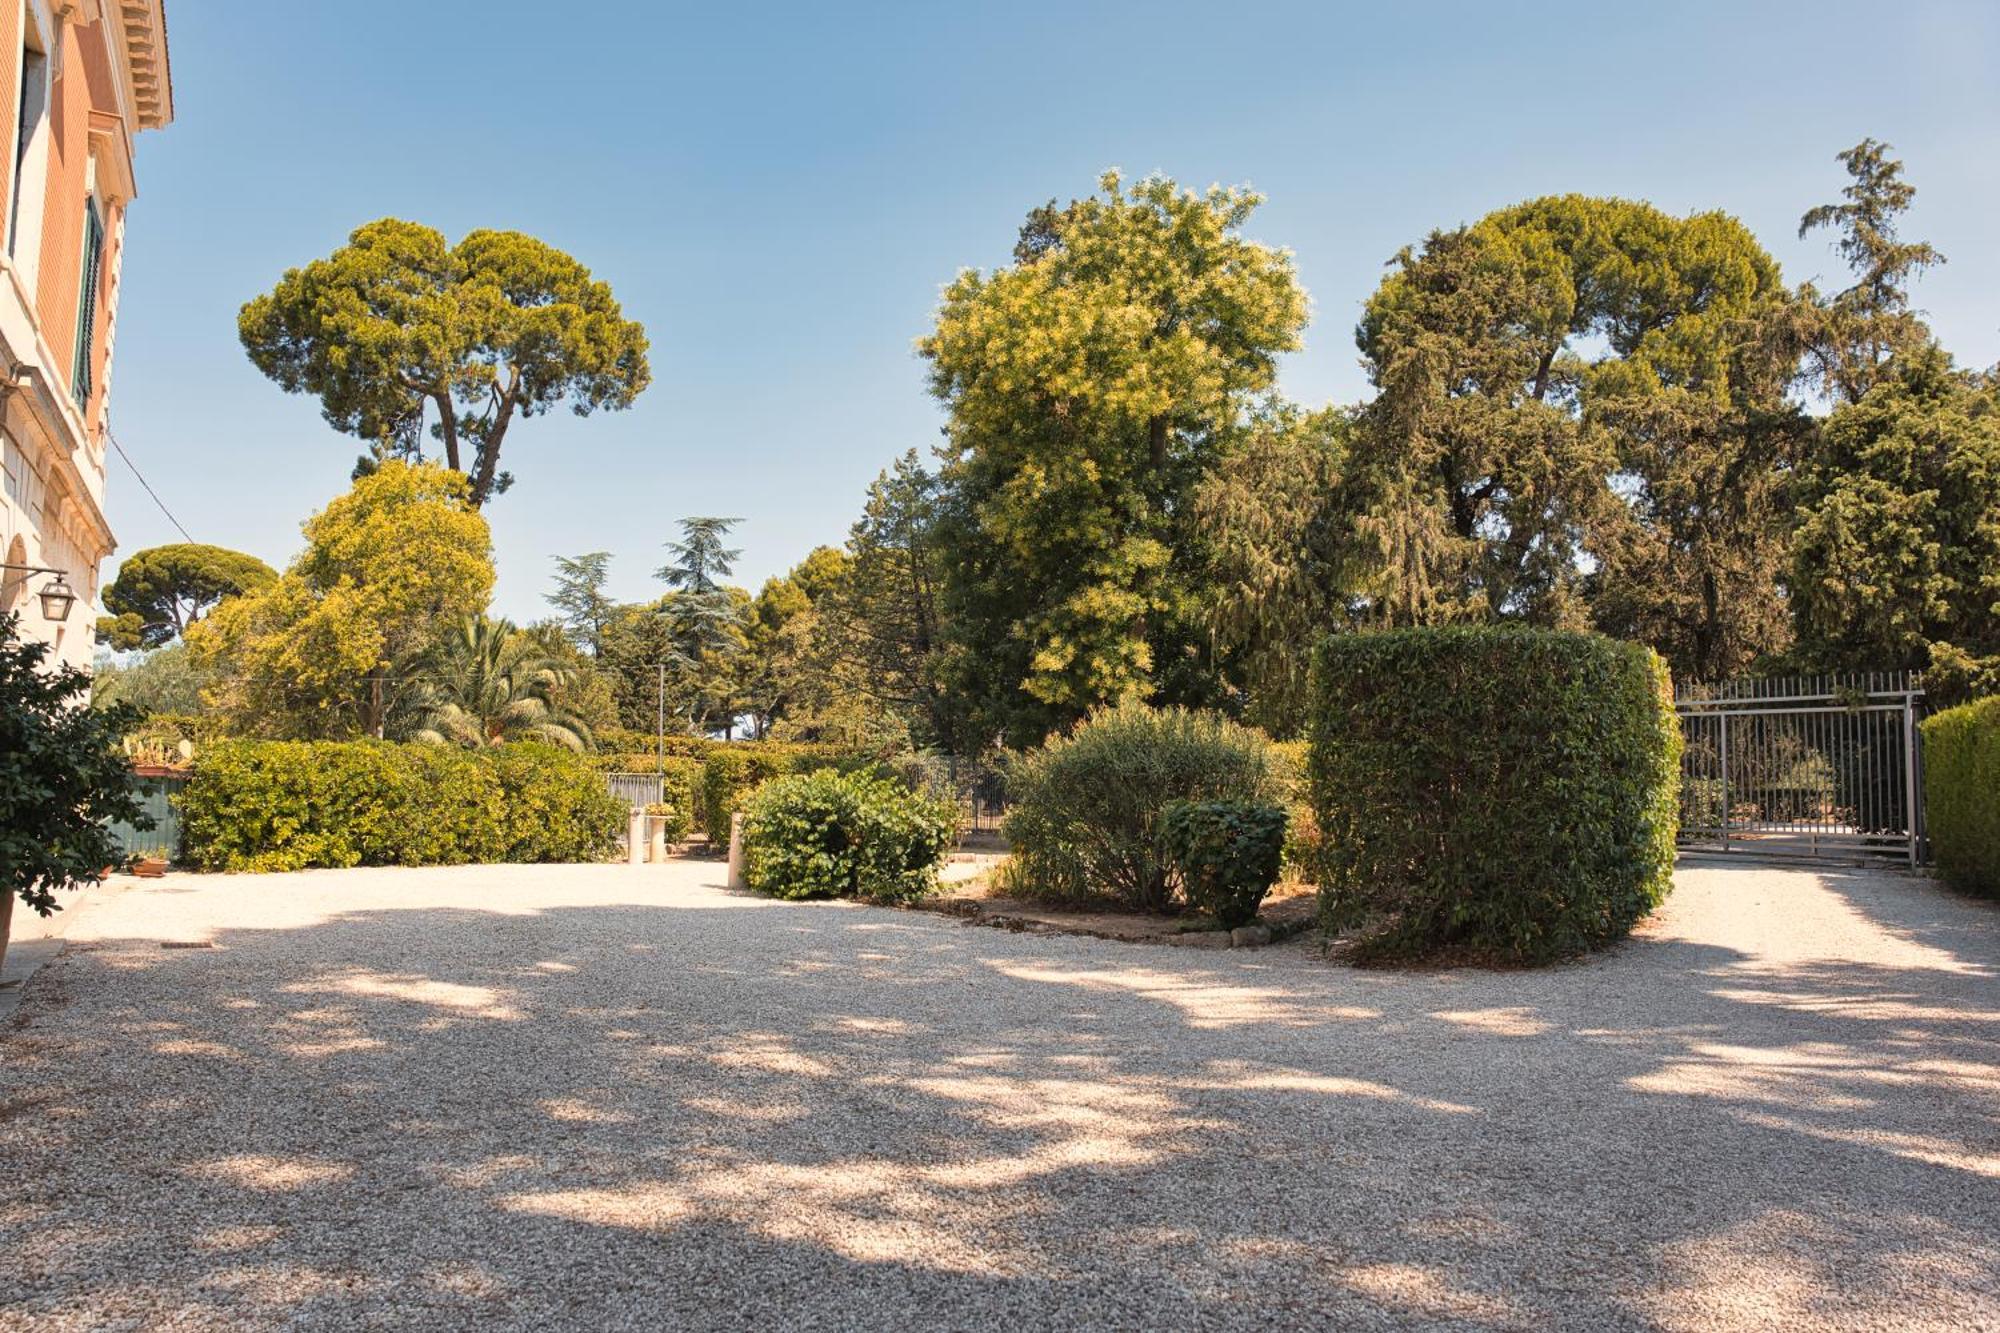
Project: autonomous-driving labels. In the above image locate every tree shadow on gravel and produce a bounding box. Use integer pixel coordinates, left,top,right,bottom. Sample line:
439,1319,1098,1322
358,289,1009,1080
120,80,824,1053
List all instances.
0,864,1995,1330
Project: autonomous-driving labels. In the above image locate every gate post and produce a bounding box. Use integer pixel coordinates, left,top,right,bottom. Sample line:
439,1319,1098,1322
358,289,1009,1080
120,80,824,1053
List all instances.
1903,694,1919,868
1718,712,1730,854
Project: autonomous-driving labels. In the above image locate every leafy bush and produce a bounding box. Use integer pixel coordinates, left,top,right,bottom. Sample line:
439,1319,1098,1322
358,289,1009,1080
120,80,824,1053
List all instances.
1311,626,1680,963
1922,696,2000,898
180,740,621,871
741,769,956,902
2,614,150,921
999,702,1283,911
1160,800,1288,928
1270,739,1320,882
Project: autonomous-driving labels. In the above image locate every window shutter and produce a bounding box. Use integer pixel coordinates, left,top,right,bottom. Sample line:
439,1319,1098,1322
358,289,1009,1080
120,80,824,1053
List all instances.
71,197,103,410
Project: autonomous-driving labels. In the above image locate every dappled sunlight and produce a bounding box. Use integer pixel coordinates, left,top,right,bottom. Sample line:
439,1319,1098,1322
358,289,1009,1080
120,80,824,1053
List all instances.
290,970,523,1020
1191,1060,1480,1115
1734,1111,2000,1179
1709,984,2000,1025
1336,1262,1523,1325
1432,1006,1553,1037
186,1154,355,1191
985,958,1380,1029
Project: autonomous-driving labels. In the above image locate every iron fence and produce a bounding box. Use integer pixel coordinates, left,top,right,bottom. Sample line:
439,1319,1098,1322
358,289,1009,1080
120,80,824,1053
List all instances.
1675,672,1923,865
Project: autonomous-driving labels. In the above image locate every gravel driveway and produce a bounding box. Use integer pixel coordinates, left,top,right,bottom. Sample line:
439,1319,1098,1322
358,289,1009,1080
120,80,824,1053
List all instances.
2,858,1995,1330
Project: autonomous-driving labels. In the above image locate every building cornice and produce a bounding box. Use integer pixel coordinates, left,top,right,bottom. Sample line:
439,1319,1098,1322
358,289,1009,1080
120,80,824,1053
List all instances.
106,0,171,132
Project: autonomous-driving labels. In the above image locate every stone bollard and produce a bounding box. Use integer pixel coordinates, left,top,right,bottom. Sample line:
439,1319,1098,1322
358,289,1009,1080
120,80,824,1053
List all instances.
648,816,668,863
627,806,646,866
727,812,747,889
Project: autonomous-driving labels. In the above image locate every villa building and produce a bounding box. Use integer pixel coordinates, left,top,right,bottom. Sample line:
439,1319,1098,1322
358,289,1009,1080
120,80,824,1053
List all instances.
0,0,171,675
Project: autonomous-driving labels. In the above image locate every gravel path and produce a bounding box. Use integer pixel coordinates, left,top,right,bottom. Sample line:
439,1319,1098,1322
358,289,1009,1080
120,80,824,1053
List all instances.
1,859,1995,1330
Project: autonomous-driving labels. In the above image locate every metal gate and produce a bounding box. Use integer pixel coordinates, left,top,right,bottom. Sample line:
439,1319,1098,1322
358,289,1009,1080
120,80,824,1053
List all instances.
1675,673,1924,866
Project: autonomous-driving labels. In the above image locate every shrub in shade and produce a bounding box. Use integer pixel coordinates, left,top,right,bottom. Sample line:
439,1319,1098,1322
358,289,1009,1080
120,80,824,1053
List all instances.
741,769,956,902
180,740,621,871
697,743,852,843
998,702,1283,911
1921,696,2000,898
1310,626,1680,963
1160,800,1288,928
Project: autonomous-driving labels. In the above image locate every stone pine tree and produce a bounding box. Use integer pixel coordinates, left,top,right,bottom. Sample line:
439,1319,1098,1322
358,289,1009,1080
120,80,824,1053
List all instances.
1797,139,1945,406
1352,194,1809,681
239,220,651,506
922,172,1308,746
96,543,278,650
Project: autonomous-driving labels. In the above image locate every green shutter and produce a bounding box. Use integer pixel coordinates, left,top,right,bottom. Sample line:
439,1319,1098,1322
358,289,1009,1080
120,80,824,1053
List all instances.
70,197,102,410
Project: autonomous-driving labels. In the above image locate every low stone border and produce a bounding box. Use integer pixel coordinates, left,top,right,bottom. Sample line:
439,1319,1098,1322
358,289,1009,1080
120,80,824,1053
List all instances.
909,893,1315,951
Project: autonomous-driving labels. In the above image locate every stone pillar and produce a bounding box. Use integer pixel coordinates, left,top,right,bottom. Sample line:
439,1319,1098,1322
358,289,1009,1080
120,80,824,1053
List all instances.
727,812,747,889
627,807,645,866
648,817,667,863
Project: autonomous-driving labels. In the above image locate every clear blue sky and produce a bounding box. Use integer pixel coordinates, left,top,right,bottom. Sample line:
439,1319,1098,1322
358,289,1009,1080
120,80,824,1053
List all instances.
103,0,2000,622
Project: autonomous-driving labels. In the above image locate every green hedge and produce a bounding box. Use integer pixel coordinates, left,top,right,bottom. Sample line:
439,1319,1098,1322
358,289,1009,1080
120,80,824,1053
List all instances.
741,769,956,902
1922,696,2000,898
698,743,854,843
1310,626,1680,963
180,740,624,872
998,702,1283,911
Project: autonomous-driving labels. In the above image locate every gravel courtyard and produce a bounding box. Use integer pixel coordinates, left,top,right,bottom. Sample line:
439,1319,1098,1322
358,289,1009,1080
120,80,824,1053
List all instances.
1,859,1995,1331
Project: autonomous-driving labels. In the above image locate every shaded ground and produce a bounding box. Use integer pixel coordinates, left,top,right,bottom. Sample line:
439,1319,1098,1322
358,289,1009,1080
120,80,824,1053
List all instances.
1,859,1995,1330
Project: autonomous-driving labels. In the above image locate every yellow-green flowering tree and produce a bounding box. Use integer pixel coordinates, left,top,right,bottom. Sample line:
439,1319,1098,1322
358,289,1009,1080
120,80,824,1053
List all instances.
190,462,495,737
921,172,1308,746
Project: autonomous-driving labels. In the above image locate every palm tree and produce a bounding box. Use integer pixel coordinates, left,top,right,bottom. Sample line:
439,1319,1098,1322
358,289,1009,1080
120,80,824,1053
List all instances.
403,616,593,751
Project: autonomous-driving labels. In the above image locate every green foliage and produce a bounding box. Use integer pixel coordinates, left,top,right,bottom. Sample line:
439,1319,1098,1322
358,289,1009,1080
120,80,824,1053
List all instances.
924,171,1309,746
1,613,149,915
188,462,494,739
741,768,956,903
1790,346,2000,702
1920,697,2000,899
1193,406,1362,735
239,218,650,505
999,701,1283,911
97,543,277,650
1310,626,1680,963
1159,800,1287,928
697,743,849,842
402,616,592,750
1798,139,1946,406
179,740,620,872
90,642,215,717
1352,194,1807,681
544,552,617,655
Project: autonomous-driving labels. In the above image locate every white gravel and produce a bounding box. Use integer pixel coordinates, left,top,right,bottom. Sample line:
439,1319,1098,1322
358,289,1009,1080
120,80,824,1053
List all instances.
1,857,1995,1330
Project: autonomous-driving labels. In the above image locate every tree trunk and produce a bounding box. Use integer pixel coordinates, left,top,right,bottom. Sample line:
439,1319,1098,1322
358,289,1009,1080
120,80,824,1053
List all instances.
435,393,461,472
468,372,521,507
0,887,13,979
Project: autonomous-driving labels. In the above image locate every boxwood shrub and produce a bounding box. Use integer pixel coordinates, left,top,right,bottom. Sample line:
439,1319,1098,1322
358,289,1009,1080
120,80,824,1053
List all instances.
740,768,956,902
180,740,624,872
1160,800,1288,928
998,702,1284,911
1310,626,1680,963
1921,695,2000,898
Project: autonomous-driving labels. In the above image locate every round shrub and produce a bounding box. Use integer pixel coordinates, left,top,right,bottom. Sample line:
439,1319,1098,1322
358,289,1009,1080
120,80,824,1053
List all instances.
741,769,956,902
1160,800,1288,928
1921,695,2000,899
1310,626,1680,963
998,702,1283,911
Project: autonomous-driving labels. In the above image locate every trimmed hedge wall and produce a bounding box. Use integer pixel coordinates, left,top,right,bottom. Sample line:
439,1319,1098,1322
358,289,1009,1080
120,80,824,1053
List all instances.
1921,696,2000,898
698,743,855,842
1309,626,1680,963
180,740,625,872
